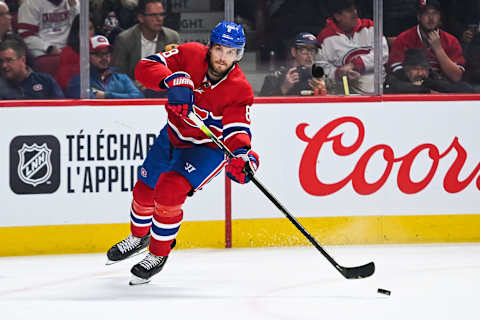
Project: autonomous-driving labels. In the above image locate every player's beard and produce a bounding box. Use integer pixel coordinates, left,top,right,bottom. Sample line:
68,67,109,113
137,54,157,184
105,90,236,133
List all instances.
207,54,233,80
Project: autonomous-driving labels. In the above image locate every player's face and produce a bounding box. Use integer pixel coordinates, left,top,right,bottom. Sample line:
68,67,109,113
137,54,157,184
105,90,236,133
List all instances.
208,43,237,79
418,9,441,32
292,45,317,67
0,48,26,81
90,48,112,70
406,65,429,83
139,2,165,33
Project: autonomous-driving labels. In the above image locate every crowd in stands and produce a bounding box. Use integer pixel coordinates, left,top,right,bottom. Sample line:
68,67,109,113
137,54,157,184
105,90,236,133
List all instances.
0,0,479,100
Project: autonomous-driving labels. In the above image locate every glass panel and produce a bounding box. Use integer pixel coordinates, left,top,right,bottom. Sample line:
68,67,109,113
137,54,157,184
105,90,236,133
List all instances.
383,0,479,94
2,0,478,101
238,0,379,96
0,0,80,100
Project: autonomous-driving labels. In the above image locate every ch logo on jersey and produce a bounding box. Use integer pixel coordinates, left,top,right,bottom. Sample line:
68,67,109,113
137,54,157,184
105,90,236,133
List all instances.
184,105,223,136
184,162,196,173
343,47,372,65
10,135,60,194
17,143,52,187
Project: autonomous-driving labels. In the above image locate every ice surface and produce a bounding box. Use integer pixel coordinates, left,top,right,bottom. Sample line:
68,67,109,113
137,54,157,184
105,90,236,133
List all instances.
1,244,479,319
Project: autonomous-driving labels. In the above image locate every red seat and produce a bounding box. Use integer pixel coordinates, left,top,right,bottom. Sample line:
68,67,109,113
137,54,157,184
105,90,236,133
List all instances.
34,54,61,77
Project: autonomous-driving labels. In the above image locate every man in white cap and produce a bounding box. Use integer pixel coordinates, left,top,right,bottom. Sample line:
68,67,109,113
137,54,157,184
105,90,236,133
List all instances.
66,35,143,99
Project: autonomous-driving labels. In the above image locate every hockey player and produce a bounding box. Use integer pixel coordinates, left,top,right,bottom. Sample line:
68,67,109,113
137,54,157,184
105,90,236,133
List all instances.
106,21,259,285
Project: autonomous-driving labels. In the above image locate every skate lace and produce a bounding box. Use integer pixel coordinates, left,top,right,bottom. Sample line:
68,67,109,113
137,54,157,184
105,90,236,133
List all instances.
117,235,141,254
139,253,164,270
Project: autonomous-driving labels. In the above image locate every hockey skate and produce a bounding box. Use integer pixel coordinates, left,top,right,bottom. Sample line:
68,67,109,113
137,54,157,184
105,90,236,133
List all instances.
106,234,176,265
129,252,169,285
106,234,150,265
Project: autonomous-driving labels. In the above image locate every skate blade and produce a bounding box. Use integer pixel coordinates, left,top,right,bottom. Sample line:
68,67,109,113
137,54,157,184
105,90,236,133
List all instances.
105,248,148,266
129,275,151,286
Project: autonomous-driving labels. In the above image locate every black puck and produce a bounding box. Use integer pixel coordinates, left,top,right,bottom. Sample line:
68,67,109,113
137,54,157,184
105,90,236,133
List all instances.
377,288,391,296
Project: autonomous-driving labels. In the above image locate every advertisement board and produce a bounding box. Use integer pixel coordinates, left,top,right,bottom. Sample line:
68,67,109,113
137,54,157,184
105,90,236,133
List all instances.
1,96,480,255
1,104,225,228
233,100,480,219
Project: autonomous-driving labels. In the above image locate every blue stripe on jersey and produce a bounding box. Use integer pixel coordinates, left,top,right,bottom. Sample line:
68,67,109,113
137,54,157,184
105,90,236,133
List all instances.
130,212,152,225
151,224,181,237
144,54,166,65
223,126,251,139
203,118,223,132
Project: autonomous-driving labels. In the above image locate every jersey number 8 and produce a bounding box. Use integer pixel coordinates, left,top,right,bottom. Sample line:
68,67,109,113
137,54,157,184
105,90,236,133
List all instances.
162,48,179,58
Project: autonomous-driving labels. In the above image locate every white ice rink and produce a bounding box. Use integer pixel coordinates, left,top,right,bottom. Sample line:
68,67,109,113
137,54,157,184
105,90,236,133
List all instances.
1,244,479,320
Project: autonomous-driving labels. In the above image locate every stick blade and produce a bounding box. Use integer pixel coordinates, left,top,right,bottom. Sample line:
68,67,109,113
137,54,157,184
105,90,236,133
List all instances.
340,261,375,279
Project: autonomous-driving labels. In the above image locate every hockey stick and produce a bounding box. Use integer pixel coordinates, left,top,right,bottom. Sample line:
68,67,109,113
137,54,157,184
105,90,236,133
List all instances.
187,112,375,279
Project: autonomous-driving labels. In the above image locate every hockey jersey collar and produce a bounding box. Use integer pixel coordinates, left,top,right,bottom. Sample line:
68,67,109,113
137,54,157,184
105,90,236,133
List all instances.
317,18,374,44
204,63,237,89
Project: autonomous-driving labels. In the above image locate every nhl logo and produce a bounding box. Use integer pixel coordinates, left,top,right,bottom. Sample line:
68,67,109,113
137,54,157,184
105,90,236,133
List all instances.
17,143,53,186
10,135,60,194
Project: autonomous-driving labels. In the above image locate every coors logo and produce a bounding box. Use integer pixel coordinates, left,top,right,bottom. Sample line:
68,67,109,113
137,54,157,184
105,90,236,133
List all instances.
10,135,60,194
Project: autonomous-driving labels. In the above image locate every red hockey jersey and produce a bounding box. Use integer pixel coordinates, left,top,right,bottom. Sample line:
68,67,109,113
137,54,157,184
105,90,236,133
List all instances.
135,42,254,152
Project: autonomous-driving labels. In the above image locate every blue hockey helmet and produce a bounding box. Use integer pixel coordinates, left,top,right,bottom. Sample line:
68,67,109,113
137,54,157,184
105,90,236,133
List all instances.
210,21,246,61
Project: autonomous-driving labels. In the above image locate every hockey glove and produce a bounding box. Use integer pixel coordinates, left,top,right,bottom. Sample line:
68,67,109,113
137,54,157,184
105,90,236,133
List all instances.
161,71,194,118
226,148,260,184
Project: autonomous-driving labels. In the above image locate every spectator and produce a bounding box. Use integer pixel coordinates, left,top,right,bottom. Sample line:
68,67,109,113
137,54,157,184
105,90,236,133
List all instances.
55,14,95,92
66,35,144,99
316,0,389,94
112,0,179,90
259,32,326,96
439,0,480,53
460,23,480,54
17,0,79,57
101,10,123,45
385,49,431,94
0,1,12,40
0,1,34,66
384,48,472,93
0,38,64,99
101,0,138,32
388,0,466,84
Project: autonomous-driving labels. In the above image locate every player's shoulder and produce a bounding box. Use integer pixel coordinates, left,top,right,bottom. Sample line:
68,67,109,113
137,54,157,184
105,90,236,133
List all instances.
228,65,254,95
